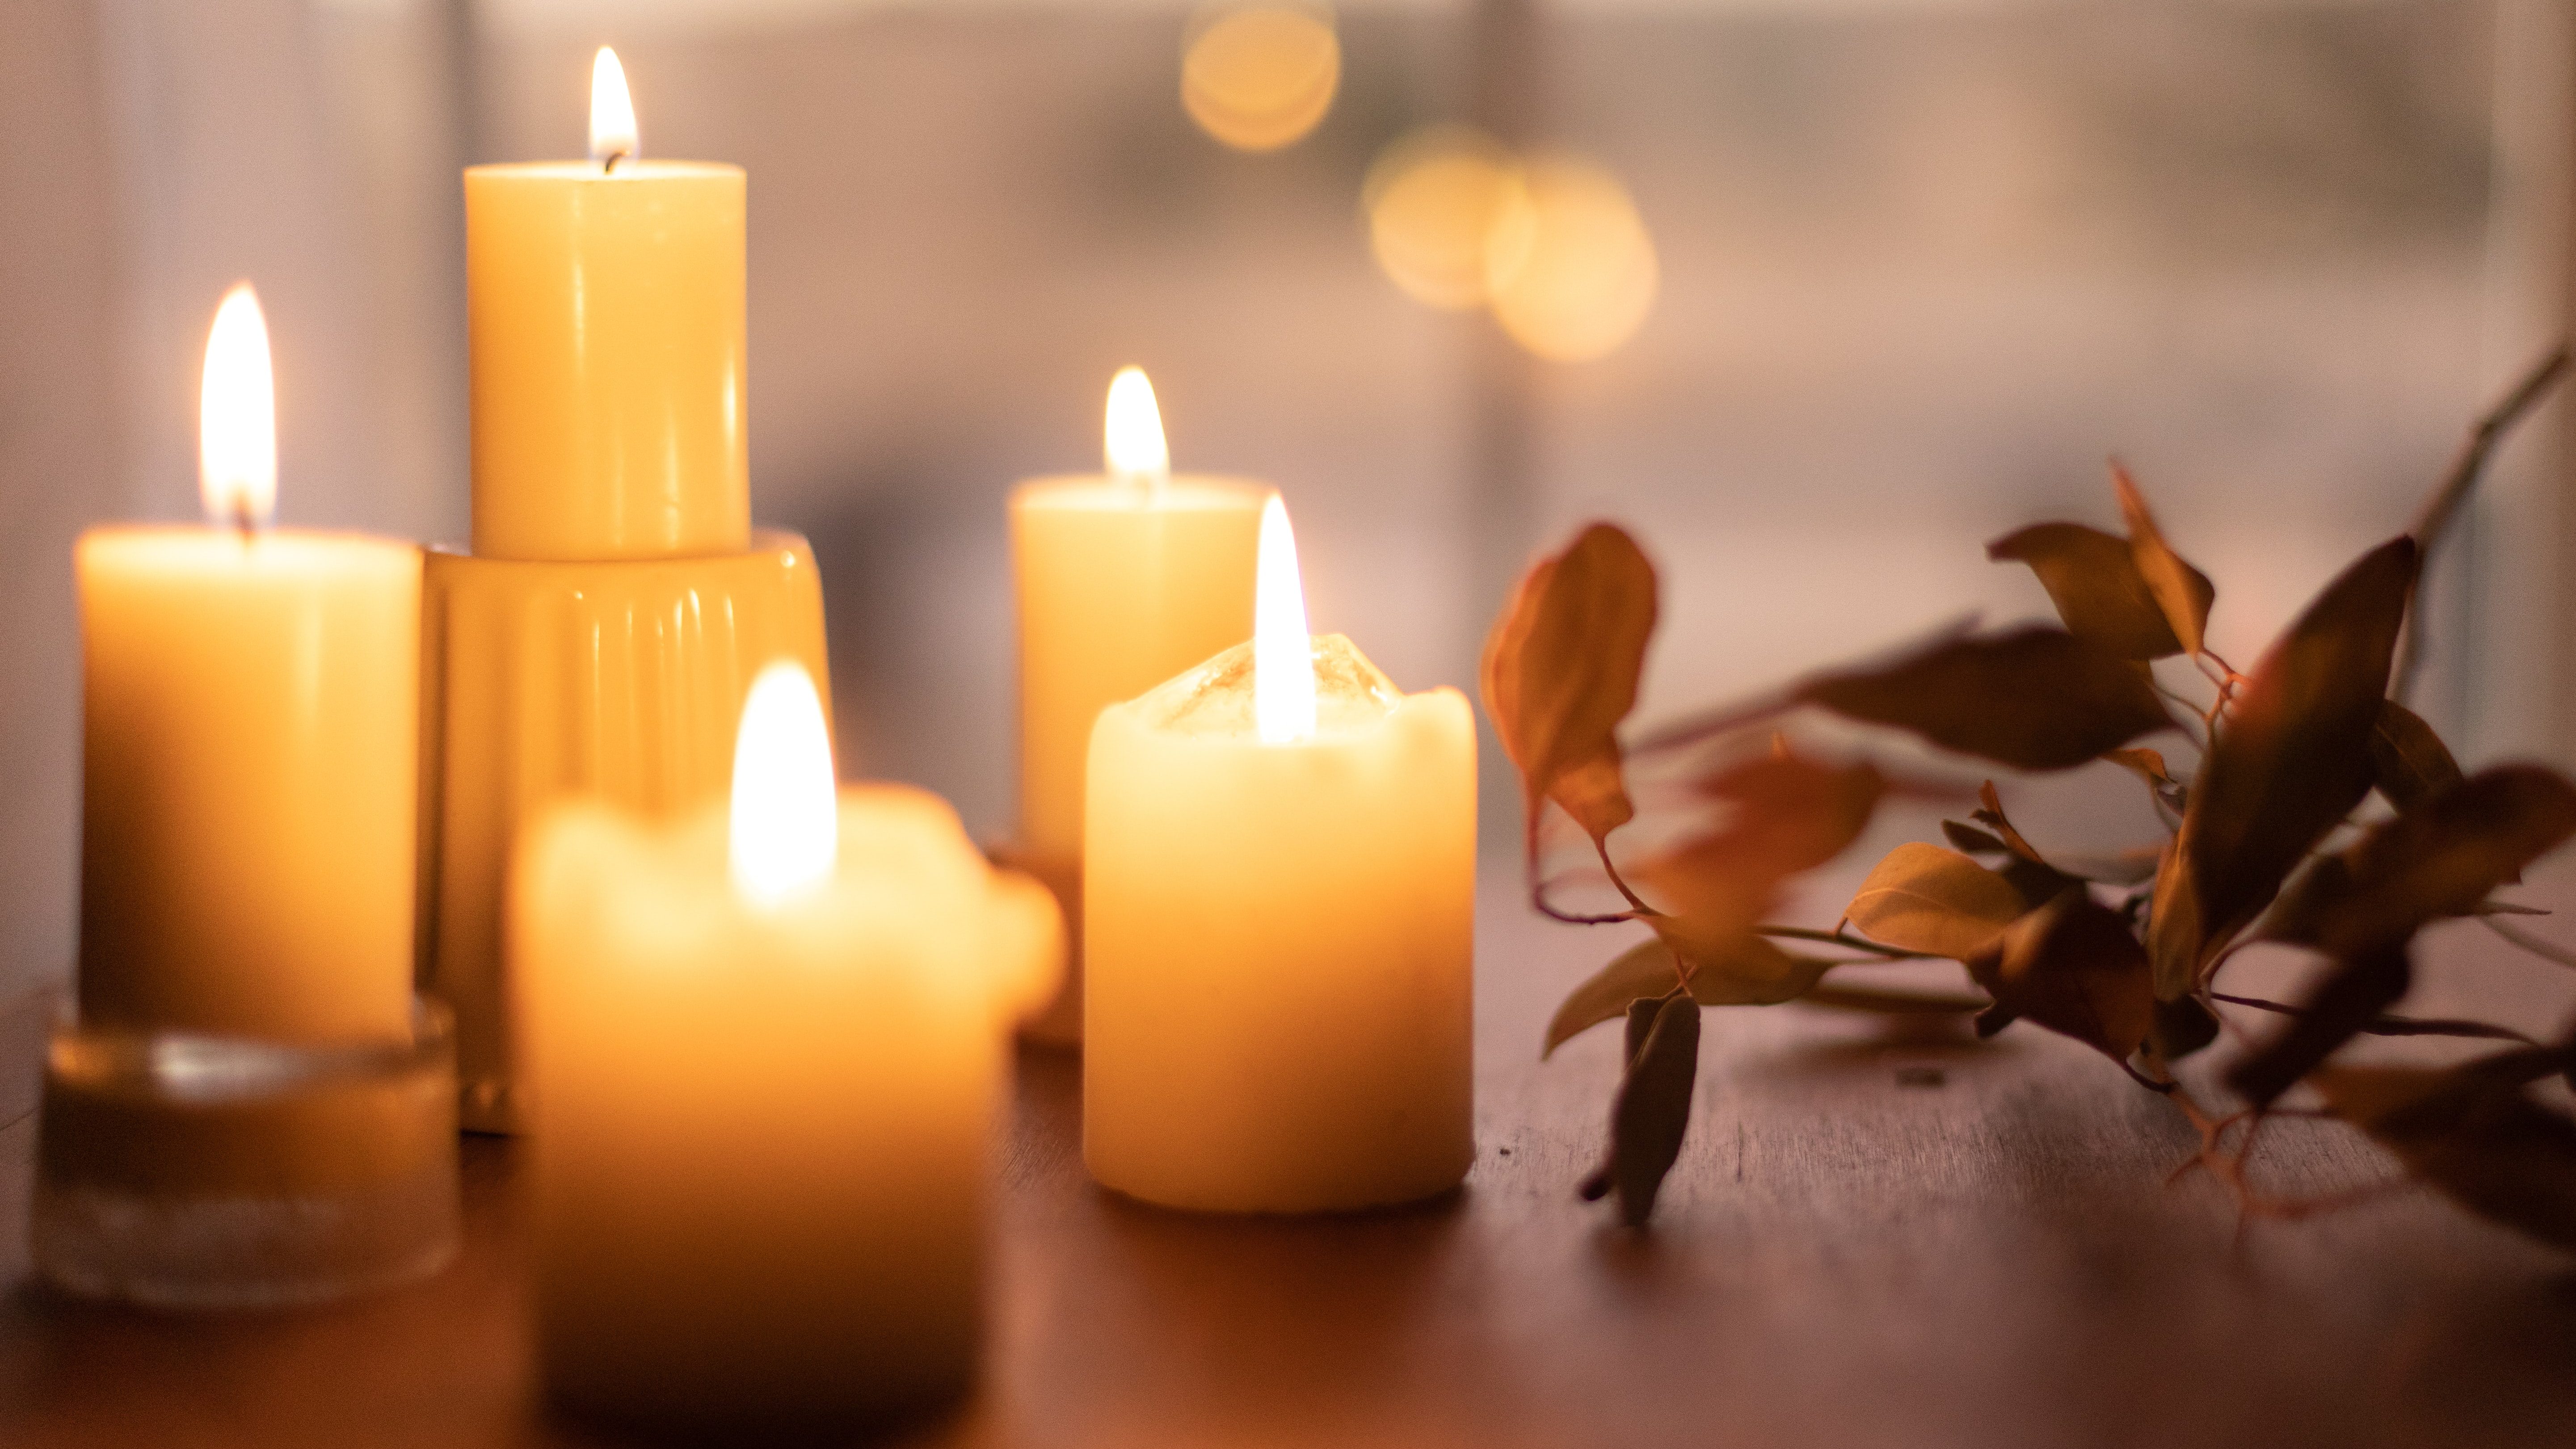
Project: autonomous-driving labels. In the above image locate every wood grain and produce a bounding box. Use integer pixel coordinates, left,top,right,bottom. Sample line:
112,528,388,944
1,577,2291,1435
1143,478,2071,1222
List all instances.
1,877,2572,1448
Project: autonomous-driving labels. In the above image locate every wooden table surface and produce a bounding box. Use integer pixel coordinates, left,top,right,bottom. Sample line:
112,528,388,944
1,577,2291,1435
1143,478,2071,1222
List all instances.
4,877,2575,1448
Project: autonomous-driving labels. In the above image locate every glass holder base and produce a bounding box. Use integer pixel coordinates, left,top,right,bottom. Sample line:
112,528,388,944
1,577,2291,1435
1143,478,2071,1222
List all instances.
29,997,460,1310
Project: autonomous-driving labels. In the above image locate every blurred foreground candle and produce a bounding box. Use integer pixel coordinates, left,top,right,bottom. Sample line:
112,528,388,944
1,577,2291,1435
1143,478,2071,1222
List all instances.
1083,497,1474,1212
516,664,1059,1427
1007,369,1265,1041
76,284,420,1044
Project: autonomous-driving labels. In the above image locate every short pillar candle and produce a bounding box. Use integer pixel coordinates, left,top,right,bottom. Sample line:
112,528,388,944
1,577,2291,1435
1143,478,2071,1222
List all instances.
515,666,1059,1427
1082,497,1475,1212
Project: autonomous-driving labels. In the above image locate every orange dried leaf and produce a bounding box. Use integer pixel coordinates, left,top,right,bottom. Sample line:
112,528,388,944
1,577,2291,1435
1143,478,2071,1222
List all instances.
1969,888,2156,1063
2111,463,2217,658
1988,521,2194,659
1632,754,1885,946
1480,523,1658,844
1796,627,2173,771
2369,699,2464,816
1843,843,2026,960
2313,1053,2576,1250
2265,765,2576,956
2147,535,2417,998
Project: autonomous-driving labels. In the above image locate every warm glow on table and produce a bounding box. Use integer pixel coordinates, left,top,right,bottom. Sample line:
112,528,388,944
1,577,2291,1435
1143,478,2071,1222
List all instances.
76,285,420,1045
515,664,1058,1426
464,48,747,562
1083,501,1474,1213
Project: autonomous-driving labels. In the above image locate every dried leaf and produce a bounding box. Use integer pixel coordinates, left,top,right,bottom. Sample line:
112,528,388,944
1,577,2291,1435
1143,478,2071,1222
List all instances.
1548,941,1680,1059
1795,627,2174,771
1943,820,2008,855
1844,843,2027,960
2112,463,2217,657
1545,935,1832,1057
2370,699,2464,816
1480,523,1658,842
1987,522,2199,659
2104,747,2176,788
2265,766,2576,956
2105,746,2188,815
1604,994,1702,1226
2150,995,2220,1059
1967,888,2156,1063
2146,536,2418,998
1579,998,1667,1202
2227,944,2412,1107
1632,754,1885,946
1973,780,2087,905
2313,1052,2576,1249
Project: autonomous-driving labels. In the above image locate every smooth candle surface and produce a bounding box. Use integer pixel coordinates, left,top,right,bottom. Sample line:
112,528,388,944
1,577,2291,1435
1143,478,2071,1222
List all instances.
1084,635,1475,1212
465,161,748,561
514,786,1058,1426
77,527,421,1044
1010,475,1264,867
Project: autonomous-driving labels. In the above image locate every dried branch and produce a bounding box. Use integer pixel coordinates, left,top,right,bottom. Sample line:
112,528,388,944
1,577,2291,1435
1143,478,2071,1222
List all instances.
2395,345,2572,701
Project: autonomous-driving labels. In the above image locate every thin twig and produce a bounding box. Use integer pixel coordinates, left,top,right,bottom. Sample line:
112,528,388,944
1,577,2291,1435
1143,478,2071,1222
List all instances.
2207,990,2537,1044
1753,924,1931,960
2481,915,2576,969
2396,345,2572,701
1593,833,1652,916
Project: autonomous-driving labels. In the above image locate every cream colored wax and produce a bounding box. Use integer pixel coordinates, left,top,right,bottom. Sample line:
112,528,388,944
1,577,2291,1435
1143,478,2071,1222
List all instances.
77,284,422,1047
514,668,1058,1427
1083,630,1477,1213
1008,370,1265,1042
464,50,747,562
77,531,422,1044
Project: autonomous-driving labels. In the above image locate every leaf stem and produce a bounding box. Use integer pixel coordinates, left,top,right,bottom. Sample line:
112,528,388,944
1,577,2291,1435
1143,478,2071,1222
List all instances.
1593,833,1654,916
1753,924,1933,960
2207,990,2537,1044
2480,915,2576,970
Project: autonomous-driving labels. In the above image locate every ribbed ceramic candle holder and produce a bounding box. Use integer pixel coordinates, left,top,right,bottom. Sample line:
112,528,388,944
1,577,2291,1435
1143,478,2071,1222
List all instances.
417,531,831,1132
31,997,460,1310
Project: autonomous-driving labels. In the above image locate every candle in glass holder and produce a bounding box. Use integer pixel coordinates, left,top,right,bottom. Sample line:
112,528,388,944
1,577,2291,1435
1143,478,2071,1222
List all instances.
515,663,1058,1428
1008,368,1266,1040
75,284,420,1045
1083,497,1474,1212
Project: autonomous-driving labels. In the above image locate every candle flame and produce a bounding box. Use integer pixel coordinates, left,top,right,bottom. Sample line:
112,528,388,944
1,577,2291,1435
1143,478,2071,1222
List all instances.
729,662,838,908
1103,366,1170,484
1253,494,1316,744
590,47,638,165
199,283,276,529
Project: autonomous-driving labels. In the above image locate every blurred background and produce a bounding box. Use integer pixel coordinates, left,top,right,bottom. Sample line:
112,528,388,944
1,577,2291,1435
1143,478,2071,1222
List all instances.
4,0,2572,1005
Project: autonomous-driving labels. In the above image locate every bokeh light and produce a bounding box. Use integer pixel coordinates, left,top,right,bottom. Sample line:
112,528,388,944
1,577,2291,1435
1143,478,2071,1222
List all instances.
1484,155,1659,363
1182,1,1340,153
1363,127,1527,311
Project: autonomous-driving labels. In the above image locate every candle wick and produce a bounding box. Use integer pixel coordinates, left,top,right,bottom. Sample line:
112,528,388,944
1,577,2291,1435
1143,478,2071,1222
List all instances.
230,496,259,542
602,150,628,175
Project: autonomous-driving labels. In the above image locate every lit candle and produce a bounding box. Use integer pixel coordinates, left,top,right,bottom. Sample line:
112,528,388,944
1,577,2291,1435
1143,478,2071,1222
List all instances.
1083,497,1475,1212
464,47,748,560
515,663,1059,1427
428,48,833,1130
1008,368,1267,1040
74,284,422,1043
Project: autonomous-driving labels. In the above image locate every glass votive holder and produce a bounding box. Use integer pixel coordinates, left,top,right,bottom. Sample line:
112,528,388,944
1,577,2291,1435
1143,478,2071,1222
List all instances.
29,996,461,1310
